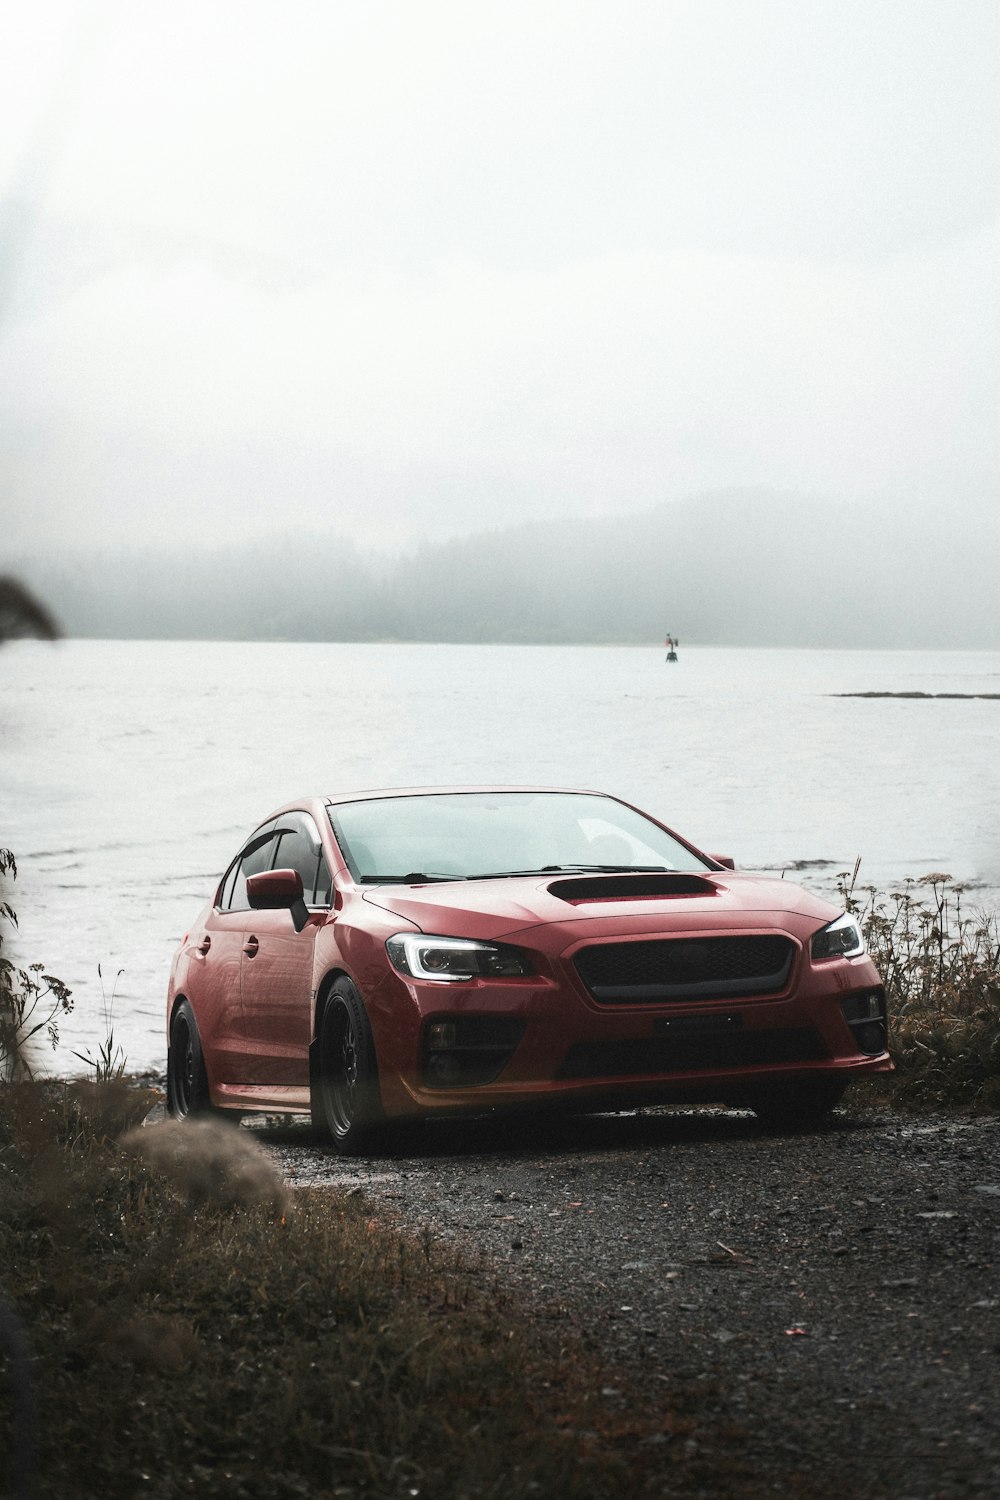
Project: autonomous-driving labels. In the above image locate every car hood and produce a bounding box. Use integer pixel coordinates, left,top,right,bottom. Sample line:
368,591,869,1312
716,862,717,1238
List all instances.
361,870,839,941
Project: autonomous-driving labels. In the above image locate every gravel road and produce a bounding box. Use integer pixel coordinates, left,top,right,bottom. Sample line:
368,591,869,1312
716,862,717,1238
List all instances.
255,1106,1000,1499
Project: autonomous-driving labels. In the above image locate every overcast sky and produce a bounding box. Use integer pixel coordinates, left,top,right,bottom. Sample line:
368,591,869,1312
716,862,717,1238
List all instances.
2,0,999,556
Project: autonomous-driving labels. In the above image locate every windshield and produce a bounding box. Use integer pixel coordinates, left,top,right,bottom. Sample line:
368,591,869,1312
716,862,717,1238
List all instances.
328,790,711,883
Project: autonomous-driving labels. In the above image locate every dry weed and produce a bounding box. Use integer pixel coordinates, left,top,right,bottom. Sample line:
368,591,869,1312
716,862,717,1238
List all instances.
841,870,1000,1108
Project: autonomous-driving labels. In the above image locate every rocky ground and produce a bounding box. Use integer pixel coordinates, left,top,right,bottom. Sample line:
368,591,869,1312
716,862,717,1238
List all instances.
254,1105,1000,1500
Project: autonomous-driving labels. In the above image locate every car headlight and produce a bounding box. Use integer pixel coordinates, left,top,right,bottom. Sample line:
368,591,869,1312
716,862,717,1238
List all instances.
811,912,865,961
386,933,532,982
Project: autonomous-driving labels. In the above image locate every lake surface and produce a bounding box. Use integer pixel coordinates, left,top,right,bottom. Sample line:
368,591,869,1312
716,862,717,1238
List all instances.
2,640,998,1075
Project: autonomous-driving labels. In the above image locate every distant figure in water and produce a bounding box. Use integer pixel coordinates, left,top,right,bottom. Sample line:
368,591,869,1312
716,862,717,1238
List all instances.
665,633,679,663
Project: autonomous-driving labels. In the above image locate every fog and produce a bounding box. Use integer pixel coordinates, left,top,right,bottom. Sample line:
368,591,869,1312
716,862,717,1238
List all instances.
2,2,1000,633
11,489,999,647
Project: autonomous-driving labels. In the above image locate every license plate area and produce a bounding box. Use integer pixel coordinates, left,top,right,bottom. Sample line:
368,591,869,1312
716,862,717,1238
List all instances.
652,1013,744,1037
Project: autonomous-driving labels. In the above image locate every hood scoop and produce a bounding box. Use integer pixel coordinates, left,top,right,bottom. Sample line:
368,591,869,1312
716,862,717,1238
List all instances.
549,873,719,904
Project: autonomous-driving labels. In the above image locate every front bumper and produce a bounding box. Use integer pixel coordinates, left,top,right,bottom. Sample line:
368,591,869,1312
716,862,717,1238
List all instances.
367,942,891,1119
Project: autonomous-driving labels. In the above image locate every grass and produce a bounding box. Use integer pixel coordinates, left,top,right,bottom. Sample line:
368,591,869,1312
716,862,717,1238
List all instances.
0,1083,588,1499
1,1081,781,1500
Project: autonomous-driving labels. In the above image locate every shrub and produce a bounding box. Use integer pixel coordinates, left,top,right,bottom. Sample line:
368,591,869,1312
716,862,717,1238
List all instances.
0,848,73,1083
841,868,1000,1109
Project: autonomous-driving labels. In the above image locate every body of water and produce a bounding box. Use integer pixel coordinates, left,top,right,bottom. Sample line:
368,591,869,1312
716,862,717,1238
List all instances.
2,640,998,1074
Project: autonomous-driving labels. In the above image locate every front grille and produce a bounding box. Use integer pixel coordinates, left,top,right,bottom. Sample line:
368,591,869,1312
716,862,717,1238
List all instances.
556,1027,826,1079
574,934,795,1004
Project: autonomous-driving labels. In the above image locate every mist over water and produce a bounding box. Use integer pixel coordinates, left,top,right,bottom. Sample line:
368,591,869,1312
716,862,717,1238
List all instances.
11,491,1000,649
3,638,998,1074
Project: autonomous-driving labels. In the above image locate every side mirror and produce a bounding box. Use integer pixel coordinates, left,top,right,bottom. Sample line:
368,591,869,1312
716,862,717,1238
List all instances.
709,854,735,870
246,869,309,932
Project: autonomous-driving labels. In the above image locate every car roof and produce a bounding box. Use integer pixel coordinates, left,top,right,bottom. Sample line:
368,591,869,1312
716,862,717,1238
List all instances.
321,786,603,807
253,787,624,832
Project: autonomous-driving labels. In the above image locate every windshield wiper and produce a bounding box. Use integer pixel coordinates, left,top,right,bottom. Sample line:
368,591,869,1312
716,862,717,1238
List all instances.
546,864,673,873
361,864,678,884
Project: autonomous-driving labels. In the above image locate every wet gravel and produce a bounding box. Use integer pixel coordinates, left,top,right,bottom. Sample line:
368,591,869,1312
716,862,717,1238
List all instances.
255,1106,1000,1499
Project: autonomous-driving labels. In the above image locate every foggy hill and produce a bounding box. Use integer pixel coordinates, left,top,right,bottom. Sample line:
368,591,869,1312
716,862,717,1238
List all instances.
10,491,999,647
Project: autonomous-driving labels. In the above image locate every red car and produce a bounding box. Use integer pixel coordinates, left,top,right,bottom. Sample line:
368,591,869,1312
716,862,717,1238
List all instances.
166,787,891,1150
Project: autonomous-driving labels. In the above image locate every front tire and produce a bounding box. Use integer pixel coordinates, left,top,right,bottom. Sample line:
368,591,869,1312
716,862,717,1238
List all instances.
313,978,384,1154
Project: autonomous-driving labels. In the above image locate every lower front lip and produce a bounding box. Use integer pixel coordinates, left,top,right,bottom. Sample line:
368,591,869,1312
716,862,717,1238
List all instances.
397,1050,894,1114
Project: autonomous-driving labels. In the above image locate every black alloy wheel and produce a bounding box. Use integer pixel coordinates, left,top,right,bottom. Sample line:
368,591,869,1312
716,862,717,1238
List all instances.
314,977,383,1153
166,999,214,1118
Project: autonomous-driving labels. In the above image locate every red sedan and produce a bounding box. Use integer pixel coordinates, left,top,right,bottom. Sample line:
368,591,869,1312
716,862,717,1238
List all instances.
166,788,891,1150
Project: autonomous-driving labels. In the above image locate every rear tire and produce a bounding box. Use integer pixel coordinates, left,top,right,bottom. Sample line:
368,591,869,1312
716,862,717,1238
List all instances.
167,1000,215,1119
749,1078,847,1130
313,978,384,1154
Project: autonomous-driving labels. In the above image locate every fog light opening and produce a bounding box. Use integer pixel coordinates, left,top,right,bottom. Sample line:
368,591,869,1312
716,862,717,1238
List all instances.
426,1052,464,1085
855,1020,887,1055
840,989,888,1056
420,1015,527,1089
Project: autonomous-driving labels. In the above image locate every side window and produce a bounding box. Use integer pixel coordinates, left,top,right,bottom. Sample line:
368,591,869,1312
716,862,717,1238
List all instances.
218,821,278,912
218,860,240,910
271,812,332,907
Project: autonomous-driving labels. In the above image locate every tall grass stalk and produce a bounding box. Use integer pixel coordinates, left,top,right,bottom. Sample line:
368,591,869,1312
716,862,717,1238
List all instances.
71,963,127,1082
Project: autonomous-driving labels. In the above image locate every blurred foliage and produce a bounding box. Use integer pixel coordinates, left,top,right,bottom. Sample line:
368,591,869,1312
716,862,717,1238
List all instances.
0,576,59,643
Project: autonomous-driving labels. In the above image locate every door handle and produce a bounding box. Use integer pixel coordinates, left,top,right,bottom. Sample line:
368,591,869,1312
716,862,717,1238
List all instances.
196,935,211,955
243,935,259,958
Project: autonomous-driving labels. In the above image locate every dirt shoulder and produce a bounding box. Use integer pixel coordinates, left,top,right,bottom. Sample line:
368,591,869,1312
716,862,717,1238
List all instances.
258,1105,1000,1499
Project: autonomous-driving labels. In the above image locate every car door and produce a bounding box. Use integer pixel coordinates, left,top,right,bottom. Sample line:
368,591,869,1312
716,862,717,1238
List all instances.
238,811,332,1087
186,821,278,1083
